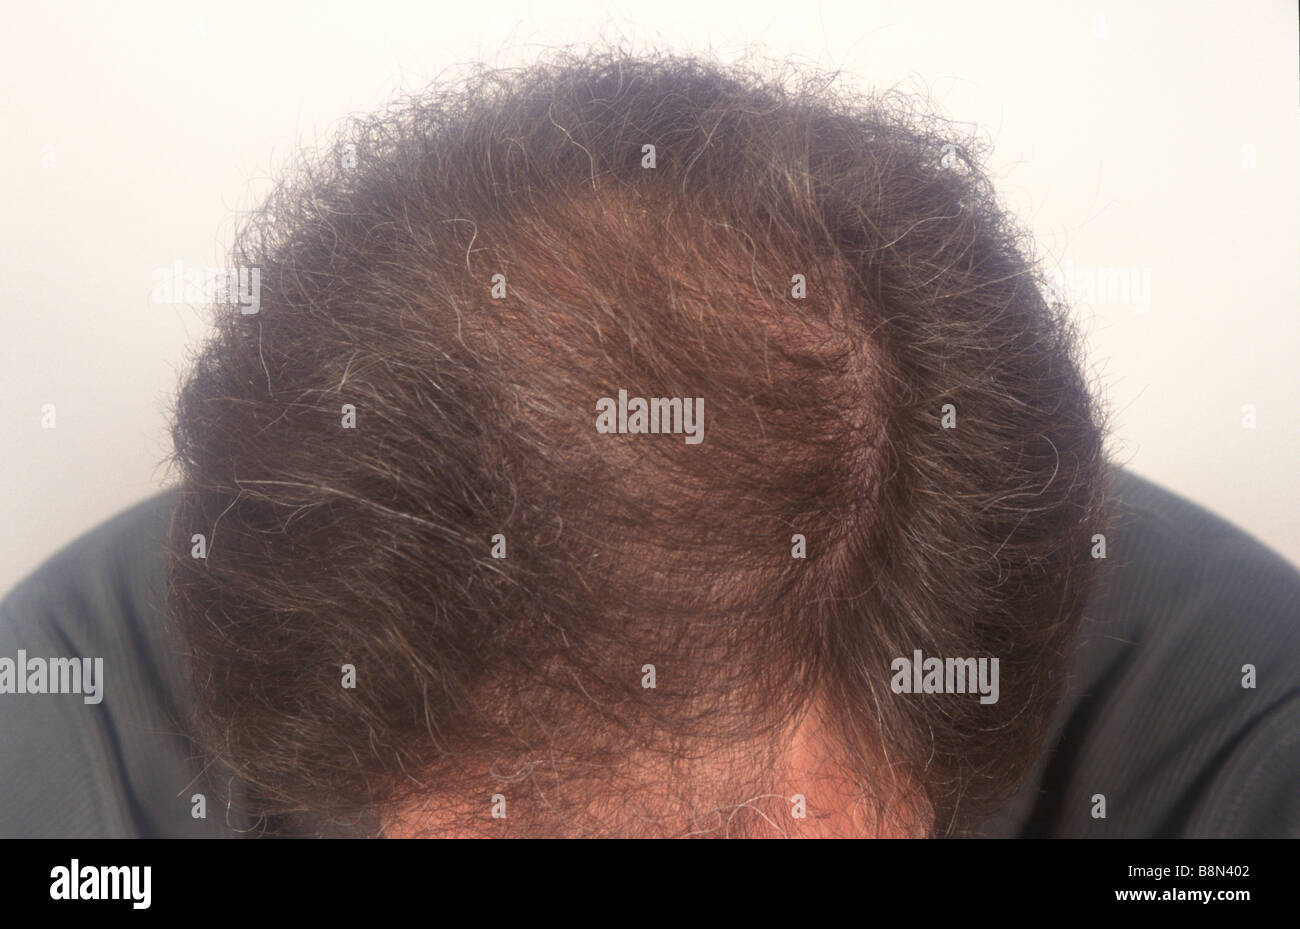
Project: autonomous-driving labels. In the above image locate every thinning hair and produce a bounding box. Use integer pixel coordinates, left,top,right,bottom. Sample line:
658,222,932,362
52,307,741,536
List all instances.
167,49,1112,837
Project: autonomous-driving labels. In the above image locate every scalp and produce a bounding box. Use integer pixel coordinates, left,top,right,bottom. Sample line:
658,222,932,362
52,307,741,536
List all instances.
167,48,1111,836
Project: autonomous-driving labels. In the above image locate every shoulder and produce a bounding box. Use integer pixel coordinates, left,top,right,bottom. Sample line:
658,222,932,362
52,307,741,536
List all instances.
981,467,1300,837
0,492,249,837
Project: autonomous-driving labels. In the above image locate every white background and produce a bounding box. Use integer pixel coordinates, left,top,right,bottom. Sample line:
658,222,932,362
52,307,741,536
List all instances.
2,0,1297,595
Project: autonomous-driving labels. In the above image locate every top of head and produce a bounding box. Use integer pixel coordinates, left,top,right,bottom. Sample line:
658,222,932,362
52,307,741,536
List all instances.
167,49,1111,837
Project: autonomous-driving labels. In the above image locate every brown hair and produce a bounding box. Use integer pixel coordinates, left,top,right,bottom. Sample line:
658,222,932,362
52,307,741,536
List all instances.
167,49,1112,837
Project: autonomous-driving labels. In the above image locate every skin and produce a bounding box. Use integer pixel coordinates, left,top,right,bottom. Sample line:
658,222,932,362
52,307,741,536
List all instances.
382,701,931,838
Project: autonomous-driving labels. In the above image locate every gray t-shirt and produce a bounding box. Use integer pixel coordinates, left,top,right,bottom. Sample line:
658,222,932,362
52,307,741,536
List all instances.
1,468,1297,837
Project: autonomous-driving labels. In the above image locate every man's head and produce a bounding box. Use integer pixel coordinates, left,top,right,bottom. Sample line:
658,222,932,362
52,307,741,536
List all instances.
167,50,1111,837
